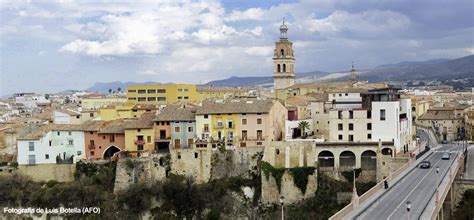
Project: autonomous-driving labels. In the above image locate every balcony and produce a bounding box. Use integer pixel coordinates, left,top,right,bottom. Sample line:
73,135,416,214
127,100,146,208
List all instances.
88,144,95,149
203,128,210,132
214,124,224,129
135,139,145,145
155,137,171,142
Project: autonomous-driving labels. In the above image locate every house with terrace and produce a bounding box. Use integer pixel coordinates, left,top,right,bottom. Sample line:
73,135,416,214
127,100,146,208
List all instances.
153,105,197,151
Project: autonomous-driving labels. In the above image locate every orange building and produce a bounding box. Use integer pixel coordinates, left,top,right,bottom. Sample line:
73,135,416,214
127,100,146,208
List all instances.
83,120,126,160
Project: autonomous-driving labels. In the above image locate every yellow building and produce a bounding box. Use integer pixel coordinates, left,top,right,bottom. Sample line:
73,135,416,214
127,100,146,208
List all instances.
99,104,157,121
126,84,199,104
124,112,156,154
81,97,127,110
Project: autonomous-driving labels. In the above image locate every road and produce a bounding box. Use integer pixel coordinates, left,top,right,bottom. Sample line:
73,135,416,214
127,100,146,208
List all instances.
355,144,463,220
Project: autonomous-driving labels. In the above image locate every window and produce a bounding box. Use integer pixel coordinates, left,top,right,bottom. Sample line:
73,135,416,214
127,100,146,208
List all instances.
157,89,166,93
204,115,208,119
147,89,156,93
338,111,342,119
57,131,60,136
257,118,262,124
103,135,106,139
89,113,94,117
349,111,353,119
380,109,386,121
77,151,82,155
178,96,182,100
227,121,233,128
147,97,156,101
277,64,281,72
138,129,141,132
147,136,151,143
137,90,146,94
184,96,189,100
367,123,372,130
137,145,144,151
49,141,52,146
228,131,233,140
345,93,348,96
367,134,372,139
175,127,180,132
338,124,343,130
349,135,354,142
283,64,286,72
194,152,198,158
188,127,193,132
257,130,263,140
157,97,166,101
367,110,372,119
281,49,284,56
128,97,137,100
242,118,247,125
45,154,49,159
110,135,115,142
349,123,354,131
242,130,248,140
257,113,262,115
76,116,80,119
188,139,194,147
68,140,74,145
29,142,34,151
91,151,95,156
338,135,343,140
138,97,146,102
128,90,137,93
204,124,209,132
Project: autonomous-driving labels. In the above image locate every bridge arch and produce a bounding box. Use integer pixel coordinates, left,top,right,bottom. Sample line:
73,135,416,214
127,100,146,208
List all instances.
103,145,121,159
318,151,335,168
339,151,356,169
361,150,377,170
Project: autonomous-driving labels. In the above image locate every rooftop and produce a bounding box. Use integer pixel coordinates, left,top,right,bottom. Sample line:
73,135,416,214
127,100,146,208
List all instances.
154,105,196,122
196,99,274,115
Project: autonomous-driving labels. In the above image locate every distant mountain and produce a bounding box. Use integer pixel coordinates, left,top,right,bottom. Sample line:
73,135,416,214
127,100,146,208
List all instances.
356,55,474,82
204,71,328,87
86,81,160,93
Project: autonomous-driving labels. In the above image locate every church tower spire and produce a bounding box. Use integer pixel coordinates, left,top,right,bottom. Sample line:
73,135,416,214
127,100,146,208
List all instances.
273,20,295,95
350,62,357,81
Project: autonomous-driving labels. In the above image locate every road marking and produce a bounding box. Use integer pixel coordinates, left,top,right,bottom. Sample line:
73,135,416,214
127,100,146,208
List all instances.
386,155,443,220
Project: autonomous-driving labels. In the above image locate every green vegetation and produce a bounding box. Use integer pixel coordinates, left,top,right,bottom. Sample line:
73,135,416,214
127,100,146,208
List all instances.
298,121,310,137
341,168,362,183
261,161,316,193
453,189,474,219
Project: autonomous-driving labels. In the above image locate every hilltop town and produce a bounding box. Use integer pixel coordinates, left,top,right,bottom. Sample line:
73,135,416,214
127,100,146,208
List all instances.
1,22,473,219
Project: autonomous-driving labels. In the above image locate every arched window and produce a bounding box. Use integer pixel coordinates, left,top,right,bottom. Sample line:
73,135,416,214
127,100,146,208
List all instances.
277,64,281,72
281,49,284,56
283,64,286,72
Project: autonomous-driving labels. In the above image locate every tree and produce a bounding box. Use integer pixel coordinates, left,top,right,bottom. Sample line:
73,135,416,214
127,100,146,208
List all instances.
44,94,50,100
298,121,310,137
108,88,112,94
117,87,122,92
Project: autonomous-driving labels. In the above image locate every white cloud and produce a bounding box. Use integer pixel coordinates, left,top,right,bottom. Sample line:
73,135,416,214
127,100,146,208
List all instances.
225,8,265,21
244,46,273,56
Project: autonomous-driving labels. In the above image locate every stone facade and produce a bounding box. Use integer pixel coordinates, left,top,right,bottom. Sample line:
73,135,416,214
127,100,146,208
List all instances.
273,22,295,94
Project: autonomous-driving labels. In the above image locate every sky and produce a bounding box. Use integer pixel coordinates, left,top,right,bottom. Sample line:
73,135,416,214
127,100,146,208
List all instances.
1,0,473,96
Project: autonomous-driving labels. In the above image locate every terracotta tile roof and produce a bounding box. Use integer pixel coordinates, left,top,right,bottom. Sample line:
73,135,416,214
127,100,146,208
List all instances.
418,108,461,120
17,124,88,140
196,99,273,115
285,95,318,106
154,105,195,122
124,111,156,129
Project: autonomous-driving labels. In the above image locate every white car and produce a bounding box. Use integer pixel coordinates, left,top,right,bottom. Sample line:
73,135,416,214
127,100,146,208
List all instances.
442,152,450,160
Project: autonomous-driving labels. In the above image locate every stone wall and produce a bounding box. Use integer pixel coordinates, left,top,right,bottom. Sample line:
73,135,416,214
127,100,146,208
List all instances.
210,147,264,180
263,141,316,168
261,169,318,205
170,148,212,183
17,164,75,182
377,155,409,182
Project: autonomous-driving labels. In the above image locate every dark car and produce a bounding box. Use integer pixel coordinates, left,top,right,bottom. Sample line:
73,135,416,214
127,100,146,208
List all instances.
419,161,431,169
441,140,448,144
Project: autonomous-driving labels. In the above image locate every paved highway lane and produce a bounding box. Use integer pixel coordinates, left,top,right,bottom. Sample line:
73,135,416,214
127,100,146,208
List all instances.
356,144,461,220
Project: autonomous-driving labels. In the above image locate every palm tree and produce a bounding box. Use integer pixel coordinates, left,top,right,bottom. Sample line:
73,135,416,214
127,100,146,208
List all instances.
117,87,122,93
298,121,310,138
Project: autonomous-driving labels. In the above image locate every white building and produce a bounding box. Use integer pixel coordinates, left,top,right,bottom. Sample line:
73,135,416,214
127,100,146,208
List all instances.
14,93,50,109
312,88,412,152
53,109,82,124
17,126,85,165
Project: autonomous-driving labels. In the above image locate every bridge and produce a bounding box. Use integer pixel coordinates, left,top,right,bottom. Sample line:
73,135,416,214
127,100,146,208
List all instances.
330,127,471,220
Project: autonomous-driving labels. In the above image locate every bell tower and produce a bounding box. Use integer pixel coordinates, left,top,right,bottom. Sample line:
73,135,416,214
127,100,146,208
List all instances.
273,20,295,91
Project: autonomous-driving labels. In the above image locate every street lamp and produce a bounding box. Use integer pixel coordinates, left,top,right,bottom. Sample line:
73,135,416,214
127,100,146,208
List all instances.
279,196,285,220
406,201,411,220
435,166,440,205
